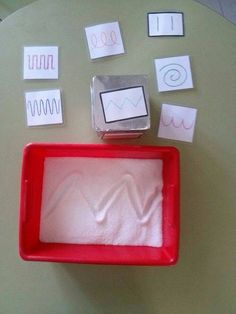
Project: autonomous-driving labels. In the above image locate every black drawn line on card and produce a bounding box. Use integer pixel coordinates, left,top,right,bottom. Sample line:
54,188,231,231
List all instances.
100,86,148,123
26,98,61,116
147,12,185,37
159,63,187,87
104,95,143,111
171,16,174,31
157,16,159,32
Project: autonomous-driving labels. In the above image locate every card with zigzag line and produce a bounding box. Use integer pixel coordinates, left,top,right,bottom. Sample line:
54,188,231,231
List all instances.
100,86,148,123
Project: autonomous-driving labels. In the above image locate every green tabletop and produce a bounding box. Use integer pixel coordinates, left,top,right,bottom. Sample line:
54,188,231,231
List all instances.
0,0,236,313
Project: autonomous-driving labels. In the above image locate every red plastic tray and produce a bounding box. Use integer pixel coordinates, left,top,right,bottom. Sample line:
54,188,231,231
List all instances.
19,143,180,265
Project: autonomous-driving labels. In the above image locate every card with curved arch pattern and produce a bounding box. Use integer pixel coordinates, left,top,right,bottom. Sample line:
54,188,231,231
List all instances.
158,103,197,142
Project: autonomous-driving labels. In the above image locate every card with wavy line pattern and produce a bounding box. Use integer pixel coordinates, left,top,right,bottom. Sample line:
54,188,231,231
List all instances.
100,86,148,123
25,89,63,126
155,55,193,92
158,103,197,142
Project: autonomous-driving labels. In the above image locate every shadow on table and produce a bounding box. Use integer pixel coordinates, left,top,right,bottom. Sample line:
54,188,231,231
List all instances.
53,263,152,313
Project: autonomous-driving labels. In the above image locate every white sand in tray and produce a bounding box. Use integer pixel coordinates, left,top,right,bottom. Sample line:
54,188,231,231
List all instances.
40,157,163,247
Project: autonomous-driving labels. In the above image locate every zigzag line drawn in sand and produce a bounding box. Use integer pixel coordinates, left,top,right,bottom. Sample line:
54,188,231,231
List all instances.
42,172,162,225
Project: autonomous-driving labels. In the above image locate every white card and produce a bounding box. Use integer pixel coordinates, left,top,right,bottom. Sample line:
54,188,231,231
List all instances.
24,46,58,79
158,104,197,142
25,89,63,126
85,21,125,59
148,12,184,36
155,55,193,92
100,86,148,123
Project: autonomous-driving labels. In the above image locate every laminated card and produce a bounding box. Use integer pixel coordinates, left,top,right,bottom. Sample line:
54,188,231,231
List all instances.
91,75,150,139
23,46,58,79
158,103,197,142
148,12,184,37
155,55,193,92
25,89,63,126
85,21,125,59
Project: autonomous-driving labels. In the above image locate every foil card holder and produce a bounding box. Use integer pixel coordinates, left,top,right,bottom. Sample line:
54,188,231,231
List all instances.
91,75,150,139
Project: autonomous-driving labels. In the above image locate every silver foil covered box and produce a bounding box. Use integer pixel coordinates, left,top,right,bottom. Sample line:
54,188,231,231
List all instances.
91,75,150,139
